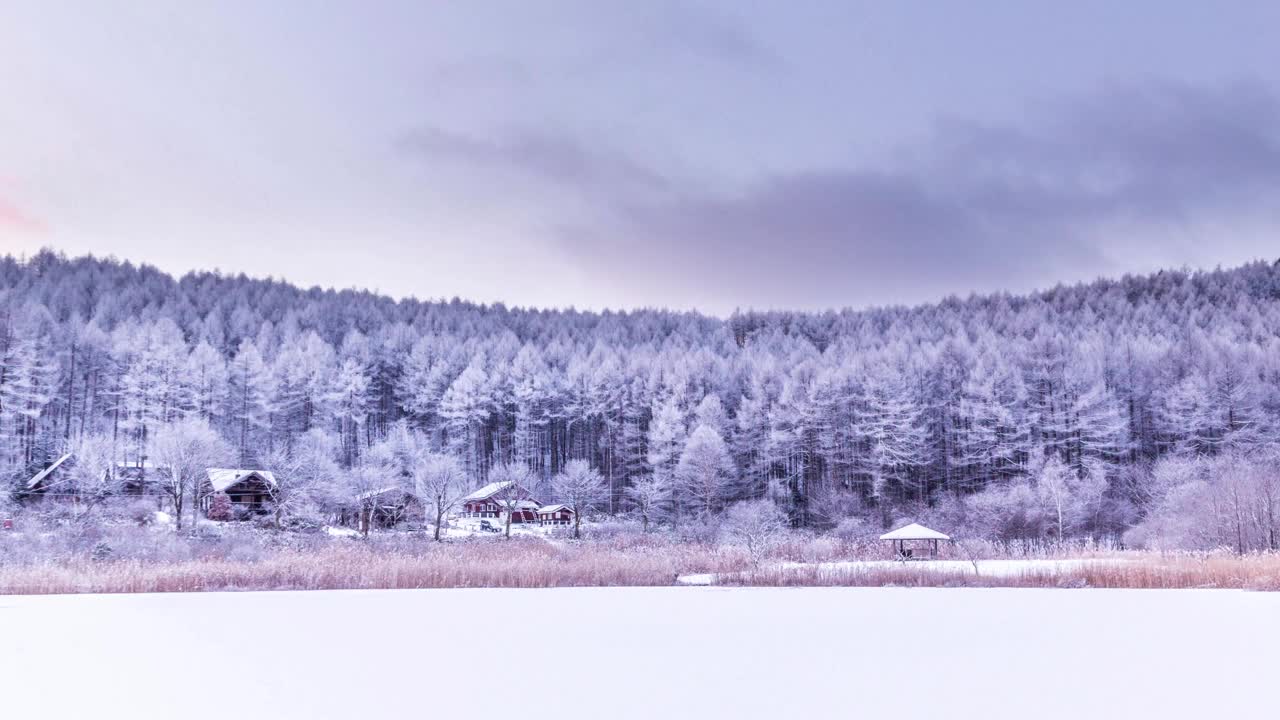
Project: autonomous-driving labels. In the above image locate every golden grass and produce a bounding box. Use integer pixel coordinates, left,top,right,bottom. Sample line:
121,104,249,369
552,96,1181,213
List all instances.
4,529,1277,596
0,538,751,596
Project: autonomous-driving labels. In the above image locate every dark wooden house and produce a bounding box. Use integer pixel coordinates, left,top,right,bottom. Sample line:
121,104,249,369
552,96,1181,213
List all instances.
202,468,277,517
357,486,422,528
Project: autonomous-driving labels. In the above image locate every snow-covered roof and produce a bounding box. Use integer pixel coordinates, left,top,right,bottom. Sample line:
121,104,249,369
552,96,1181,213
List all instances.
512,500,541,511
116,460,165,469
879,523,950,541
26,453,72,490
462,481,513,503
206,468,278,493
357,486,414,502
537,504,571,515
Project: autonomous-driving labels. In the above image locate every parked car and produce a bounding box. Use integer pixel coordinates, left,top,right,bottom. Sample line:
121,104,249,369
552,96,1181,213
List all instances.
478,520,500,533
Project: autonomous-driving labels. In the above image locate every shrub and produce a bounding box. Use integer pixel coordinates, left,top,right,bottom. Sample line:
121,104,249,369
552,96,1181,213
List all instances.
206,494,233,521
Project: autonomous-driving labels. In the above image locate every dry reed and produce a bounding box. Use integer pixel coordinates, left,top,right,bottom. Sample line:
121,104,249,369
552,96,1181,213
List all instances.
715,552,1280,591
0,538,750,595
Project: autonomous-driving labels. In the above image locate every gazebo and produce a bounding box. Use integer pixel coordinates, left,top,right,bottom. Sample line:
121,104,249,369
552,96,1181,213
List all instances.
880,523,950,560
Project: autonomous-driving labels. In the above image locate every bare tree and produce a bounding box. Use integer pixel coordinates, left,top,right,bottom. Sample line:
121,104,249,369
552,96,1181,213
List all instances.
262,428,340,529
625,473,670,532
720,499,789,567
150,418,232,532
414,452,466,541
551,459,607,539
64,433,119,522
489,462,535,539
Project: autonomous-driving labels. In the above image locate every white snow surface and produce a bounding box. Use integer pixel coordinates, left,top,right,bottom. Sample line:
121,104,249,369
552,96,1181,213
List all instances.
3,586,1275,720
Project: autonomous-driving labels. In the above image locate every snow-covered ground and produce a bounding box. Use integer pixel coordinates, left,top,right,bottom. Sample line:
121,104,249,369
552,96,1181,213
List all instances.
678,557,1126,585
3,586,1275,719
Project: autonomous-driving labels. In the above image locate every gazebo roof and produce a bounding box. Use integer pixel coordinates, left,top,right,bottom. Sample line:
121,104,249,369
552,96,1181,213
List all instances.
879,523,950,541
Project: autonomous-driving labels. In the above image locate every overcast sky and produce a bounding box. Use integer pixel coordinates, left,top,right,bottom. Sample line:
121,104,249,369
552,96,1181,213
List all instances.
3,2,1279,314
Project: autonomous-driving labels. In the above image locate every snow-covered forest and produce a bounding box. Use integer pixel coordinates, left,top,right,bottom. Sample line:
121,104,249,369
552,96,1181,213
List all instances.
4,250,1280,549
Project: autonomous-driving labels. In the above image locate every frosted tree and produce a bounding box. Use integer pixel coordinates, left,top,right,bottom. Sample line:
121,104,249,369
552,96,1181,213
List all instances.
624,472,670,531
677,424,734,520
414,452,467,541
551,459,607,538
508,344,552,471
328,357,372,466
720,499,789,566
115,320,189,464
228,339,275,465
733,375,773,499
261,428,341,528
859,358,928,504
488,461,536,538
186,340,228,423
64,433,119,518
439,359,491,481
150,418,233,532
398,334,454,433
646,394,687,526
0,313,58,467
273,330,335,444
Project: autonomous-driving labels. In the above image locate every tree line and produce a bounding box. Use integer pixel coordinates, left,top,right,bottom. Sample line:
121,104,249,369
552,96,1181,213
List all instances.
3,250,1280,546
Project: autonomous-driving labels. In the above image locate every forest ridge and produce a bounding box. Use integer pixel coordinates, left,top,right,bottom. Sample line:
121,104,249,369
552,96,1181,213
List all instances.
3,250,1280,547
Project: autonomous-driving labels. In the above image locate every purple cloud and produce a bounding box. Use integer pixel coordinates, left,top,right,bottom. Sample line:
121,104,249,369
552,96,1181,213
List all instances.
400,80,1280,311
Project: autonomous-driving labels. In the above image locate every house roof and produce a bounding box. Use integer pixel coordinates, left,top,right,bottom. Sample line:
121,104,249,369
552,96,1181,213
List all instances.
26,453,72,490
206,468,278,493
357,486,413,502
462,481,513,503
537,504,571,515
879,523,950,541
116,460,163,469
512,500,541,511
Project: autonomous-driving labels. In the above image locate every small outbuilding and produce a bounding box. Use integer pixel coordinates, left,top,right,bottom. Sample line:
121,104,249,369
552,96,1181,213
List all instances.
880,523,950,560
536,504,574,527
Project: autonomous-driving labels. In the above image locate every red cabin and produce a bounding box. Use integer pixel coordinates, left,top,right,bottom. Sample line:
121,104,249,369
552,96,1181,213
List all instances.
536,504,574,527
460,481,541,523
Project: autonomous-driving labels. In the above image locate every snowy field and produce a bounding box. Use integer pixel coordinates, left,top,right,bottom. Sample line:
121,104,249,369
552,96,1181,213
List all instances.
4,587,1276,720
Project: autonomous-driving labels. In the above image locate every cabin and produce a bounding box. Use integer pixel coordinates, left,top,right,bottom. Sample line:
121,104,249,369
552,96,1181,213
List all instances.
880,523,950,560
460,481,541,523
536,504,574,527
202,468,277,518
357,486,422,528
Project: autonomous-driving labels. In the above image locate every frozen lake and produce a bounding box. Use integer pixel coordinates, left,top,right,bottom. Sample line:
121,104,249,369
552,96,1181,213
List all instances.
4,586,1276,719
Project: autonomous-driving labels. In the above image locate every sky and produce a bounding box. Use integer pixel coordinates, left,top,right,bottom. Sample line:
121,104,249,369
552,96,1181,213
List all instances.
2,1,1280,315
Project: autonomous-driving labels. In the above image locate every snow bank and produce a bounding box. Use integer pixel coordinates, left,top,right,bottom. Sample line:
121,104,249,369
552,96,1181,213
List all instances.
4,586,1275,719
